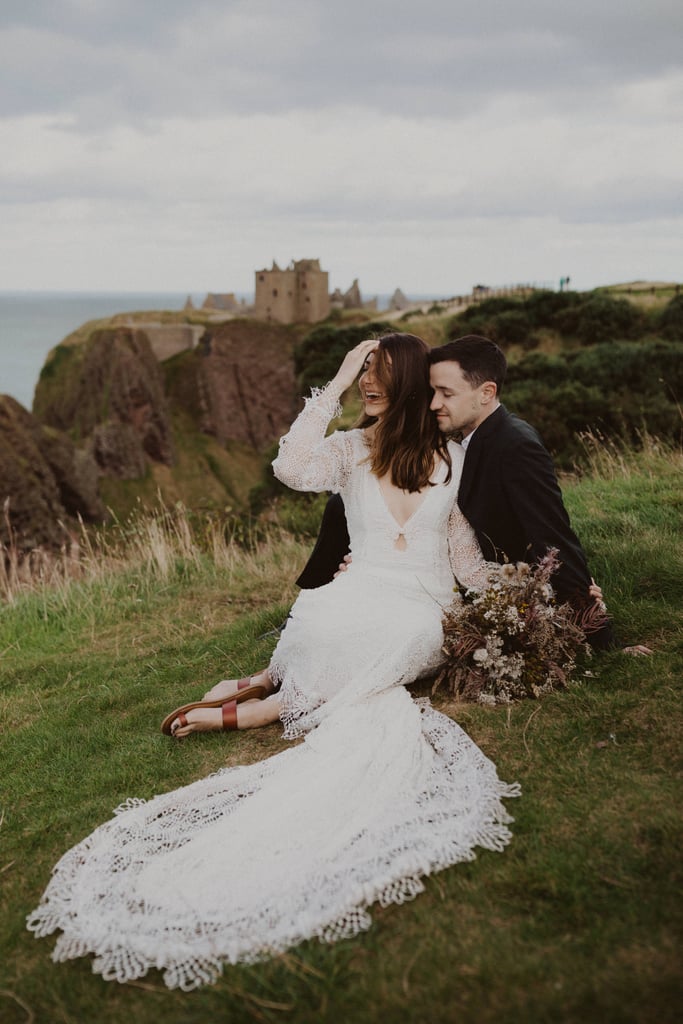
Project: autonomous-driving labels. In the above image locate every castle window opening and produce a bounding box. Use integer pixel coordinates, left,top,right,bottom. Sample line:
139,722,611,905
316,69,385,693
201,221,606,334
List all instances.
272,289,278,297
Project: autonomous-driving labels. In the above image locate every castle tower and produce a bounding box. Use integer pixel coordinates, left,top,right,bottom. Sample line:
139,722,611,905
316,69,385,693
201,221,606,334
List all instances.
254,259,330,324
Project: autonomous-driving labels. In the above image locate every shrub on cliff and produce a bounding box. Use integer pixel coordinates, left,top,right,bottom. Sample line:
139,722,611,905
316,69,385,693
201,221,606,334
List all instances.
504,340,683,465
568,339,683,393
658,293,683,341
505,352,571,388
522,288,583,328
504,379,608,464
447,306,534,350
553,294,645,344
449,296,522,325
448,289,648,347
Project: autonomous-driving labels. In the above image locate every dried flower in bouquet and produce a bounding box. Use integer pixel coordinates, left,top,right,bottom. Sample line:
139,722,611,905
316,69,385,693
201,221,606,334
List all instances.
434,549,609,705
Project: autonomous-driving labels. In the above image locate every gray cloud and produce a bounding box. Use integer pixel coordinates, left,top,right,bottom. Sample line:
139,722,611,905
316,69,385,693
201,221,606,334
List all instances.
1,1,681,293
1,0,682,126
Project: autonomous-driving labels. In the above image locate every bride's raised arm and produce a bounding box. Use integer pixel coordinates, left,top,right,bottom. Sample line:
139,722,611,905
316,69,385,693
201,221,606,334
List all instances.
273,338,378,494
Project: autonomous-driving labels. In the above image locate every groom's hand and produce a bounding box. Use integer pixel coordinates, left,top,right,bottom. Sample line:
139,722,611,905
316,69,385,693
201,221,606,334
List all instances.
333,554,353,578
589,578,652,654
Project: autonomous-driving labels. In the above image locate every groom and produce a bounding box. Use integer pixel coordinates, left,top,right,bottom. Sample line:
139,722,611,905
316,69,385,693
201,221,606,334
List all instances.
296,334,614,649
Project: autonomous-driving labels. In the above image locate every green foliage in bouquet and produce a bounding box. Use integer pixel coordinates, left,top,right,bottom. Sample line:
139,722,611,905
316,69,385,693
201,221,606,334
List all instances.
435,550,608,705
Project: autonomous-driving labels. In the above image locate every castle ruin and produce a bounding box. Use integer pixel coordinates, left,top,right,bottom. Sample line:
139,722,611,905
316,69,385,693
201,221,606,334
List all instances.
254,258,330,324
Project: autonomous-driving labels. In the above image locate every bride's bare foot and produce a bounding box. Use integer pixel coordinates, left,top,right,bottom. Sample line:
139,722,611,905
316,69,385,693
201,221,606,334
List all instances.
171,694,281,738
202,669,273,702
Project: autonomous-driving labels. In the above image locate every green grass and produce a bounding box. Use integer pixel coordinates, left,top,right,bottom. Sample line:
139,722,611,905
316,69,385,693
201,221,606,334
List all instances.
1,445,681,1023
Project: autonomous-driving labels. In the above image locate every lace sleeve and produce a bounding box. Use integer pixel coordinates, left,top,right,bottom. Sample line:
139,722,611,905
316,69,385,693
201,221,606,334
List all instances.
447,500,492,591
272,382,354,493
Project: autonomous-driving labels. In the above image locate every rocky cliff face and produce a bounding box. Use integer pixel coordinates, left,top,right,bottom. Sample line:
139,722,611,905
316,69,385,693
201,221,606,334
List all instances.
0,395,104,551
3,318,301,552
34,327,175,478
193,321,297,448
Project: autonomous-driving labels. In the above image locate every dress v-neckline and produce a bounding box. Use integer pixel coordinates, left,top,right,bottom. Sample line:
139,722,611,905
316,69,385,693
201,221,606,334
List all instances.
373,459,448,531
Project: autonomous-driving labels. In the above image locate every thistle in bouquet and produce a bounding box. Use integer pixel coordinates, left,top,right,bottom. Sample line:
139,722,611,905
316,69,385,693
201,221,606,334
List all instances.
434,549,608,705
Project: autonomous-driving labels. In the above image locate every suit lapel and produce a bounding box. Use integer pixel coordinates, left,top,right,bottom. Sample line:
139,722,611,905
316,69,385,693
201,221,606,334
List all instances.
458,405,506,508
458,436,478,506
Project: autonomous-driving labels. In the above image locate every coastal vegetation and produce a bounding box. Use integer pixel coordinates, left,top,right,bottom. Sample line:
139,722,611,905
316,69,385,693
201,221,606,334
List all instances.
3,283,681,559
295,288,683,468
0,433,681,1023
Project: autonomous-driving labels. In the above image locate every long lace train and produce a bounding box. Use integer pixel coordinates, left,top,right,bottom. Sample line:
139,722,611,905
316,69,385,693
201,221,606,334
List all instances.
27,694,518,990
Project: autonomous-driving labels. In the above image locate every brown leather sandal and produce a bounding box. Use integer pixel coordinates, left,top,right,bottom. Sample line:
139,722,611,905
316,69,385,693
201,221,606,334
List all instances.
160,677,266,735
168,700,239,736
221,700,238,730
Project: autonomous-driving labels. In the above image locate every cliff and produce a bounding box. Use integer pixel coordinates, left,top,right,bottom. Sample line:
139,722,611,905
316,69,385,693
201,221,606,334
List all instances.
34,326,175,477
2,318,302,550
0,395,103,551
190,320,298,448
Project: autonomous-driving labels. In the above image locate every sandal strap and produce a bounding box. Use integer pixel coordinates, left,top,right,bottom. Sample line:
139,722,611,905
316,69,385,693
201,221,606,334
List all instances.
171,712,188,734
222,700,238,731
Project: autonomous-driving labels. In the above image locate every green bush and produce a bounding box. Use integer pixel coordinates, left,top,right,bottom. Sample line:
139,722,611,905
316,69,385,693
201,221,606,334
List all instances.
488,309,533,347
504,340,683,464
447,289,653,349
568,340,683,394
452,296,523,323
447,308,533,349
506,352,571,388
523,289,583,329
447,297,522,341
553,294,644,344
504,380,608,465
659,293,683,341
446,313,494,341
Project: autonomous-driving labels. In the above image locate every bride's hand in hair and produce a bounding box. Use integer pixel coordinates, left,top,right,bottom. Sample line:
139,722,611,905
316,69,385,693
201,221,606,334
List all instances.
332,338,379,393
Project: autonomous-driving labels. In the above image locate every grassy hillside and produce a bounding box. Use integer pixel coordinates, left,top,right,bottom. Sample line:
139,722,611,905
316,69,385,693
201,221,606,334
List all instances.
1,440,681,1024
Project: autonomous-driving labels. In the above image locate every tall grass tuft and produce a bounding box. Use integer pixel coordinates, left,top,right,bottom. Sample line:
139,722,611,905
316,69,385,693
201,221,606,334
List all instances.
576,426,681,480
0,499,307,606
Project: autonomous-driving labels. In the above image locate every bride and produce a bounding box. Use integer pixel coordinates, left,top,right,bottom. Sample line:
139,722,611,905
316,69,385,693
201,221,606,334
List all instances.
28,333,519,990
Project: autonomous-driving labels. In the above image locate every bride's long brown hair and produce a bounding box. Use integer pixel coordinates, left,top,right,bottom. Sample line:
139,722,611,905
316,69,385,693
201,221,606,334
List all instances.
357,333,451,492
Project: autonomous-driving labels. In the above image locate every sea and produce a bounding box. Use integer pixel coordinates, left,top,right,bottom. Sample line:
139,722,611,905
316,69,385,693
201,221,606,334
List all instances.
0,290,439,411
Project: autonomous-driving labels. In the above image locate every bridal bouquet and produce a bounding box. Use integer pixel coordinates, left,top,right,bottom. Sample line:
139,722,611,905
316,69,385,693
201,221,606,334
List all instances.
434,549,606,705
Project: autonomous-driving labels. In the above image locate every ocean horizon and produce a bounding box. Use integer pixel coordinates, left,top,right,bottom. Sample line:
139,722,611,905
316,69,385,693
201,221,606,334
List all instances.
0,289,441,411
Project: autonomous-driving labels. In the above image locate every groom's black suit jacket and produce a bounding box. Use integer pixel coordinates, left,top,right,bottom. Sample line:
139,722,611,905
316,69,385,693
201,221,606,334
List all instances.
456,405,591,602
295,405,613,646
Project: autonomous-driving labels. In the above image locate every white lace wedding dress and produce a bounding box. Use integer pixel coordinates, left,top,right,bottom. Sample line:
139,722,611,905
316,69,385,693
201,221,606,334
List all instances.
27,383,519,991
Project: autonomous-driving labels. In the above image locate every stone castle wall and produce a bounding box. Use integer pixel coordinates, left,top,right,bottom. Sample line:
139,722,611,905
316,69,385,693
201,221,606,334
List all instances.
130,323,205,361
254,259,330,324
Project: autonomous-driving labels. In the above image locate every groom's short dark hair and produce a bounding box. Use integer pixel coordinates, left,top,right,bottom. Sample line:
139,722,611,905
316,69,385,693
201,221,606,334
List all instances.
429,335,507,394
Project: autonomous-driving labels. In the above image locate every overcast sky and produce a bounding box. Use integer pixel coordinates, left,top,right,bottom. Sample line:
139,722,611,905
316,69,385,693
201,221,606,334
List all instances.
1,0,681,296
